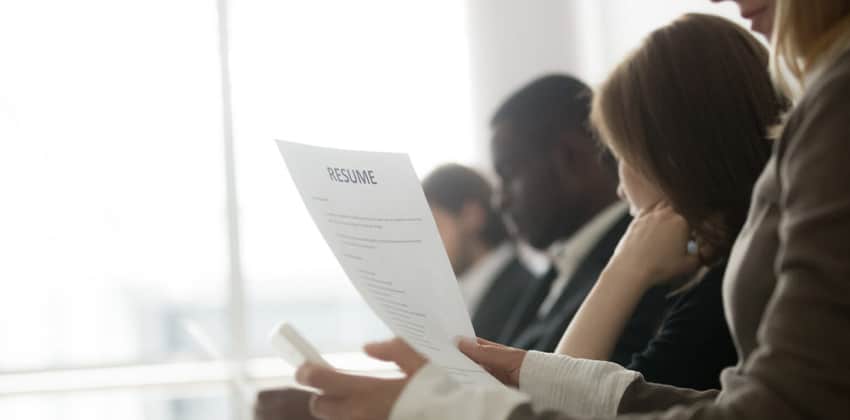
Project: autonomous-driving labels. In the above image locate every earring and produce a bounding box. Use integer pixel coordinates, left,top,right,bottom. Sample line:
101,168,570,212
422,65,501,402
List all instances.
686,239,699,256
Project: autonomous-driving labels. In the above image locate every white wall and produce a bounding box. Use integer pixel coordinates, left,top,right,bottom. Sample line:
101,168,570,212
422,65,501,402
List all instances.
463,0,750,168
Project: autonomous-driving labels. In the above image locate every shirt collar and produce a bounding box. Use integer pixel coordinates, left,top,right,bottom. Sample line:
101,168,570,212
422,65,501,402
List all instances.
458,242,516,314
547,201,628,276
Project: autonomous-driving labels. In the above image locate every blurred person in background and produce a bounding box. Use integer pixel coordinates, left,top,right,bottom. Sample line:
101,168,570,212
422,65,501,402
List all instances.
423,163,534,343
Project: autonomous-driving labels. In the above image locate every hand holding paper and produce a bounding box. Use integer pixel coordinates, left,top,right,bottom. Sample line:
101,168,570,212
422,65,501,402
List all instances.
275,140,498,386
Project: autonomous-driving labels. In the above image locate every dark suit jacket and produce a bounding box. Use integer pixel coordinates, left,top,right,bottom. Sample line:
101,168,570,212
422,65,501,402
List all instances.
498,213,670,365
471,256,535,343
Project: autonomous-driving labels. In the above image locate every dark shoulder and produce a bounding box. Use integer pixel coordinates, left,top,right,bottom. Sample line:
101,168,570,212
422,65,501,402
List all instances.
500,257,535,282
700,261,727,285
676,262,727,302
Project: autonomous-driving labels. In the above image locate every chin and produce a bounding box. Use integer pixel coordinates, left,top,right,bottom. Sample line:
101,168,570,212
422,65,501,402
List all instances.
752,19,774,38
747,5,776,39
521,230,555,251
525,236,550,251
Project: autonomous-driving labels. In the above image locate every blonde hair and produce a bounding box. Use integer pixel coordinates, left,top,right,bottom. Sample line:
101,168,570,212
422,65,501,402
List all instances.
771,0,850,99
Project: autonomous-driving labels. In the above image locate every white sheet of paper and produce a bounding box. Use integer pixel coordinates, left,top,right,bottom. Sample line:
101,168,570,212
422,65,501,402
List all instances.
276,140,498,386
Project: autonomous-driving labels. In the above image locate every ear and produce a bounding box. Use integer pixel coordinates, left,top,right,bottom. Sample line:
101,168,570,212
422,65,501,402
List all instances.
457,201,487,235
552,130,609,189
550,134,577,187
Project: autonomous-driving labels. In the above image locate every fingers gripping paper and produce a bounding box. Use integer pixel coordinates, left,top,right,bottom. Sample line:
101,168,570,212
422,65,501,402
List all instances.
276,140,498,386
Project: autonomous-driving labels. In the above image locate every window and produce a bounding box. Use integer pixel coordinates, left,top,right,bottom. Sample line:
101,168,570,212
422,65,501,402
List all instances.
227,0,476,357
0,1,473,419
0,1,228,371
0,386,230,420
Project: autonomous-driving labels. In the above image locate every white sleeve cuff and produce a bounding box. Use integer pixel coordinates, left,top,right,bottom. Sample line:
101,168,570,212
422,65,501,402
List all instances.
390,364,530,420
518,351,639,417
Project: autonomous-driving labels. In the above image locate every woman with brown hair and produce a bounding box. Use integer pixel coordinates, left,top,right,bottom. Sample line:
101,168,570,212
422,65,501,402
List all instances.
291,1,850,419
548,12,784,394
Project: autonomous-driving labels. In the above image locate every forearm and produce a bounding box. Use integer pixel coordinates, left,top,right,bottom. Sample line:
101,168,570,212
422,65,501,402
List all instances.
556,262,651,359
393,356,716,420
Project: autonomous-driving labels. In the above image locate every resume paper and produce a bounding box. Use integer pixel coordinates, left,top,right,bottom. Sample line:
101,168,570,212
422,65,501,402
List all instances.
276,140,498,386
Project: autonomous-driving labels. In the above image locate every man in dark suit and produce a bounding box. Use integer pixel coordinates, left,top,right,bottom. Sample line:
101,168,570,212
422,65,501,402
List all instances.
422,163,535,343
490,75,668,363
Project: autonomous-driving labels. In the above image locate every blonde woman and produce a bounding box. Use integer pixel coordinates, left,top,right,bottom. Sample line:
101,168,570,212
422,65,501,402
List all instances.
293,1,850,419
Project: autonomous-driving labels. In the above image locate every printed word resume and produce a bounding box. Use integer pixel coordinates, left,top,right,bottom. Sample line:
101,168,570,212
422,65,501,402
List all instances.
276,140,498,386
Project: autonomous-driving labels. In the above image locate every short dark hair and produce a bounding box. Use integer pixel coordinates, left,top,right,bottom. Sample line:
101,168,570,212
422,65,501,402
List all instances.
490,74,593,147
422,164,508,247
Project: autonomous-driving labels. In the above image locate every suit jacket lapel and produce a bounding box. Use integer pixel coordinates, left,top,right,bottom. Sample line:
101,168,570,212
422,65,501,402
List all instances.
471,258,535,341
497,265,558,345
533,214,632,350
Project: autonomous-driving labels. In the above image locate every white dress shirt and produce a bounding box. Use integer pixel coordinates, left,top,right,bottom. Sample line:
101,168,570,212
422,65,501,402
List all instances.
458,242,516,315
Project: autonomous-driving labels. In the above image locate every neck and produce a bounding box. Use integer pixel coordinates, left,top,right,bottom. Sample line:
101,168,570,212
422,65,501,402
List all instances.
467,240,492,268
457,239,494,278
576,176,620,228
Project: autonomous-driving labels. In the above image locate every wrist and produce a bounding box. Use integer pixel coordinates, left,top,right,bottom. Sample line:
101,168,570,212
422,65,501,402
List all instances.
510,350,528,386
600,260,654,292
